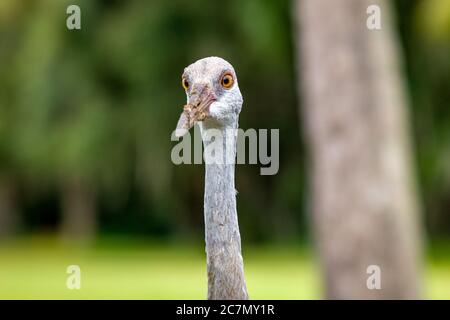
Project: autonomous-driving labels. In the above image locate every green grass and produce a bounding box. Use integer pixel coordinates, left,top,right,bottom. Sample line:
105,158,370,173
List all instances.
0,236,448,299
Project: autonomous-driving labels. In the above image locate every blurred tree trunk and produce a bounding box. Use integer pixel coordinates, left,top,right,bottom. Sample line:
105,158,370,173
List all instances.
294,0,423,299
60,177,97,240
0,174,19,237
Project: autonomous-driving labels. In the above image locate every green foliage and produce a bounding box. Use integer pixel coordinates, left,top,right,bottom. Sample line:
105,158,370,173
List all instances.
414,0,450,41
0,0,448,238
396,0,450,234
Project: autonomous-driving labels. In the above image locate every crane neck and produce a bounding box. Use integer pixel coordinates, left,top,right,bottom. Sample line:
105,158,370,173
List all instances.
200,120,249,300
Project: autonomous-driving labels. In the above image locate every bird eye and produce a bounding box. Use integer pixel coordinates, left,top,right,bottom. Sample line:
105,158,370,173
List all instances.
182,77,189,91
220,73,234,89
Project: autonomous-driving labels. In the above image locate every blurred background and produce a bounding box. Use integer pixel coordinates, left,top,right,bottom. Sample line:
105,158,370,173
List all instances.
0,0,449,299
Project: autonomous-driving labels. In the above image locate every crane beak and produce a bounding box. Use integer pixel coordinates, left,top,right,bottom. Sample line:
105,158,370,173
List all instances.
175,87,216,137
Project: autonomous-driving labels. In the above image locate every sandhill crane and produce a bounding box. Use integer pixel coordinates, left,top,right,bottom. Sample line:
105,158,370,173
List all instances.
175,57,249,299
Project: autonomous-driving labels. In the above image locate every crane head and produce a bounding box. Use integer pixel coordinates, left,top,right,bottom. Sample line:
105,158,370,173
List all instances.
175,57,243,137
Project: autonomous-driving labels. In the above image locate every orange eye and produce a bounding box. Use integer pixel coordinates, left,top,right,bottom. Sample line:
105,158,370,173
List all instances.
182,77,189,91
220,73,234,89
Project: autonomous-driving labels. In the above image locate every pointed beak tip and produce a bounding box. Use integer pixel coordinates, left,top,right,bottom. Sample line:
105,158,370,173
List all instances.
174,128,188,138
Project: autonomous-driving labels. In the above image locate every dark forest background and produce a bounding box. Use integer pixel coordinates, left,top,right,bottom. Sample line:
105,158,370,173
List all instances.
1,0,448,242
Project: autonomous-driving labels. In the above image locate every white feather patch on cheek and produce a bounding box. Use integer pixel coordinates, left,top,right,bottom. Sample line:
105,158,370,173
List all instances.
209,101,232,121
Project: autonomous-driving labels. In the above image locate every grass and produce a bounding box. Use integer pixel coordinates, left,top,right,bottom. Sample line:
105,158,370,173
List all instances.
0,236,449,299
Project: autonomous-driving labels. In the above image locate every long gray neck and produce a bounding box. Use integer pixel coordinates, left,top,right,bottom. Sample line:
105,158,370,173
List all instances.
200,119,249,300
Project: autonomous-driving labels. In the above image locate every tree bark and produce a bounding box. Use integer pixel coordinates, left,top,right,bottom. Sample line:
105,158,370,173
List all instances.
294,0,423,299
60,177,97,240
